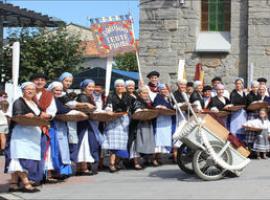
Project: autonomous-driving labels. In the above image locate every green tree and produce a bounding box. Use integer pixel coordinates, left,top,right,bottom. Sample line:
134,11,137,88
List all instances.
3,27,85,82
113,52,138,71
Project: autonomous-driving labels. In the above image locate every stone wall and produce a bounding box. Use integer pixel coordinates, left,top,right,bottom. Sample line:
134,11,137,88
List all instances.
248,0,270,81
139,0,249,90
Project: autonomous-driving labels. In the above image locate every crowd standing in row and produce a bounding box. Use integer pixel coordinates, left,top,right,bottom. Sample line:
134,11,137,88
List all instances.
1,71,270,193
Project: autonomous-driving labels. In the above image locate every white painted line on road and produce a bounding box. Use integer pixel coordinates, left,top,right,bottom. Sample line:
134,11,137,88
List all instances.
0,193,24,200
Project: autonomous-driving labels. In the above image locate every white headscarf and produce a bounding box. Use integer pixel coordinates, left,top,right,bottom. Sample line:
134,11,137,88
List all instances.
194,80,202,88
21,82,36,90
47,81,63,91
125,80,135,87
114,79,125,87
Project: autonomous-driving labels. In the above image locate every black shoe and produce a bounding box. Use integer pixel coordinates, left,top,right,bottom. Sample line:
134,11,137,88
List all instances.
109,165,117,173
8,184,20,192
75,171,91,176
21,187,40,193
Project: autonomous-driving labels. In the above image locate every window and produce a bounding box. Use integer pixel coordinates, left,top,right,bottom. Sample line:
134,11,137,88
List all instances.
201,0,231,32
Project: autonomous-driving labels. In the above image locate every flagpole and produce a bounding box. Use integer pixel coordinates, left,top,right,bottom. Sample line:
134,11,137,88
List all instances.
129,14,143,84
105,55,113,97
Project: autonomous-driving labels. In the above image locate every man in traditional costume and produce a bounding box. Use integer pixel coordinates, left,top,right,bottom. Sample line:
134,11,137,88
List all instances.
203,85,212,109
146,71,160,102
31,73,57,182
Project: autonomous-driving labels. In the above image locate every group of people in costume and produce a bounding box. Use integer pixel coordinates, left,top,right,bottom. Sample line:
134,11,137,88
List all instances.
2,70,270,193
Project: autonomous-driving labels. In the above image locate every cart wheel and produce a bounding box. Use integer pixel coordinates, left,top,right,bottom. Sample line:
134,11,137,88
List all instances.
177,144,195,174
192,141,232,181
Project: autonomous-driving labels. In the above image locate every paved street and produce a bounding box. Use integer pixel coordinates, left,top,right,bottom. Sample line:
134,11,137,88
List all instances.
1,156,270,199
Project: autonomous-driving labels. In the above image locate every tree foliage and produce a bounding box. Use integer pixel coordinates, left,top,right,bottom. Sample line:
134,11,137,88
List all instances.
3,27,85,82
113,52,138,71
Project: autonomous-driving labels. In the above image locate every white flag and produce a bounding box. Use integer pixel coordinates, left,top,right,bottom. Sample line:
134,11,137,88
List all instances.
177,59,185,80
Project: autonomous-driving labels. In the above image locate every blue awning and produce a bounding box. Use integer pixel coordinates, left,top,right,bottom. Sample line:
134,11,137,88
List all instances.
112,69,139,80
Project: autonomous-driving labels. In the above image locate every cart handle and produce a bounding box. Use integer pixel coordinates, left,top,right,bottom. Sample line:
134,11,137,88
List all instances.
198,124,250,171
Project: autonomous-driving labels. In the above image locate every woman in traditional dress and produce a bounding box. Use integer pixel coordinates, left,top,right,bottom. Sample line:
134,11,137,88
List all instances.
102,79,132,173
75,79,100,175
245,81,261,149
58,72,91,163
5,82,41,192
258,85,270,103
128,86,156,169
47,81,73,178
172,79,188,162
211,77,230,99
153,84,175,166
244,108,270,159
189,80,204,112
229,78,247,141
207,84,231,127
126,80,137,100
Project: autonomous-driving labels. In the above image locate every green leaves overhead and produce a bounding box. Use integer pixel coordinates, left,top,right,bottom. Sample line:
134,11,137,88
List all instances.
3,27,85,82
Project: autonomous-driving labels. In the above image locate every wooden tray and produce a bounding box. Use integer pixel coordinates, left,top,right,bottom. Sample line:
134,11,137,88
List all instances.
55,113,88,122
223,105,245,112
12,115,49,126
156,108,176,116
179,103,196,111
75,104,96,114
247,102,268,111
243,125,263,132
201,111,230,118
89,112,127,122
132,109,159,121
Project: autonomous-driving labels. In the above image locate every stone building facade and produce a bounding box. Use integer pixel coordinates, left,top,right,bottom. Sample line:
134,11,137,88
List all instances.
139,0,270,89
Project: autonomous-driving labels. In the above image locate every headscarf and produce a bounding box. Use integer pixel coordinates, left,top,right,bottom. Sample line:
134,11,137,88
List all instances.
158,83,167,91
235,78,244,85
21,82,36,90
216,83,225,90
80,79,95,89
138,86,149,94
251,80,259,87
59,72,73,82
125,80,135,87
177,79,187,85
114,79,125,87
47,81,63,91
194,80,202,88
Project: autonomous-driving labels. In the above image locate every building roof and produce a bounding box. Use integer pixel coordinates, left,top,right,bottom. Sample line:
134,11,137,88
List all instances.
0,2,65,27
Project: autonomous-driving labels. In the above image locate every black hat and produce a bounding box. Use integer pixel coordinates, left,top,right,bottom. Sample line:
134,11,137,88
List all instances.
147,71,160,78
257,77,267,83
95,79,105,87
203,85,212,92
211,76,222,83
187,82,194,87
30,73,48,81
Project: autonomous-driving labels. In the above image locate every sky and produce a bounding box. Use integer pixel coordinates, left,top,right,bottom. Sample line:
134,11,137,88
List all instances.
5,0,140,38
